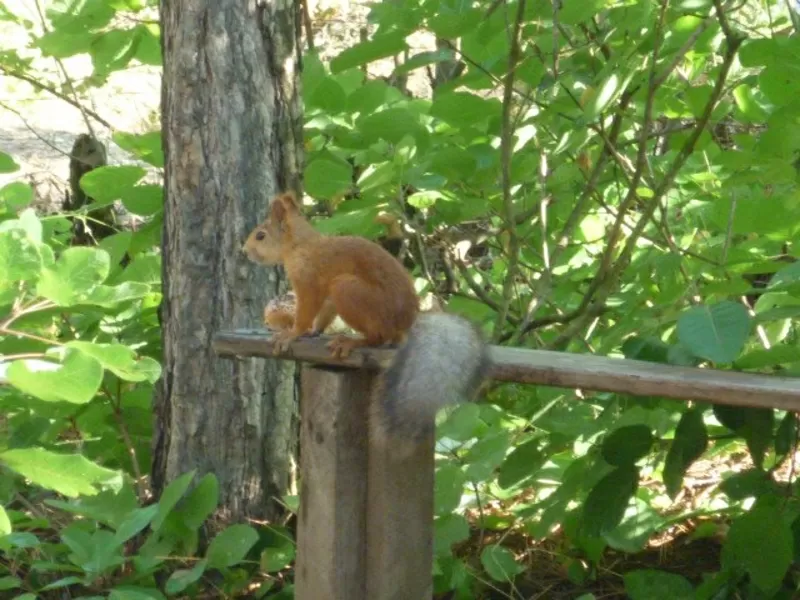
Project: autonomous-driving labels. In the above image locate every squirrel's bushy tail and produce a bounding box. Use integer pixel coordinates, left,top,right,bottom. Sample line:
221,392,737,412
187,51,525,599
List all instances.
372,313,490,454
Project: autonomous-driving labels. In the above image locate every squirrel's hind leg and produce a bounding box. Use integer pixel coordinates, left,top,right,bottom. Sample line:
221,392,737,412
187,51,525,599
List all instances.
311,298,337,335
326,275,397,358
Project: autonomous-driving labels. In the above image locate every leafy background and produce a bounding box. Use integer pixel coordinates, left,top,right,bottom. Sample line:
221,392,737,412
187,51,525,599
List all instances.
2,0,800,598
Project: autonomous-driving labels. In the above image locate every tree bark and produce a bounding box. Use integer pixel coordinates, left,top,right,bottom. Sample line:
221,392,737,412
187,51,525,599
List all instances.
155,0,303,521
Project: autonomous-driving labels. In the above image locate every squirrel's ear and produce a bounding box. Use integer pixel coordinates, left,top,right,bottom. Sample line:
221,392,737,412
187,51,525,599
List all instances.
269,197,288,223
277,191,300,212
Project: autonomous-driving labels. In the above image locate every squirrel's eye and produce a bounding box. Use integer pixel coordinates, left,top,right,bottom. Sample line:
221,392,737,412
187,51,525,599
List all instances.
256,231,266,241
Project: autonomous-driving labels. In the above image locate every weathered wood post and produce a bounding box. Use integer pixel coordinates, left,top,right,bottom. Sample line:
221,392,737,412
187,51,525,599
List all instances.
294,367,371,599
292,364,435,600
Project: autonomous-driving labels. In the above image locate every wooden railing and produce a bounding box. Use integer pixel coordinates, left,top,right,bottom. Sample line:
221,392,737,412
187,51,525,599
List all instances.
214,329,800,600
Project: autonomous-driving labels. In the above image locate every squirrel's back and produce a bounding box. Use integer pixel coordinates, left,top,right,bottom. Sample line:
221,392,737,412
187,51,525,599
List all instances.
372,312,490,455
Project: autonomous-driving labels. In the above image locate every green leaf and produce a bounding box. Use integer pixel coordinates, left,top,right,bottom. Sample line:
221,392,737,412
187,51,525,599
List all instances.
0,228,43,284
120,184,163,216
37,246,110,306
434,514,470,556
604,499,666,553
112,504,159,546
723,500,793,593
46,485,140,529
719,469,778,500
359,107,424,145
48,0,116,33
165,559,207,594
180,473,219,530
0,448,118,497
584,72,632,121
0,152,20,173
91,28,137,76
623,569,694,600
582,465,639,537
79,165,147,203
40,576,84,591
438,403,482,444
307,77,347,113
601,425,654,467
36,31,94,57
480,545,523,582
66,341,162,383
663,409,708,498
434,463,466,516
132,23,161,66
760,66,800,106
304,158,353,199
430,92,501,129
83,281,152,307
560,0,605,25
152,470,196,532
98,231,132,267
735,345,800,369
497,438,544,489
0,505,11,536
428,9,482,38
677,301,751,363
7,349,103,404
464,431,510,480
775,412,797,457
0,182,33,212
0,577,21,591
112,131,164,168
741,408,774,470
205,524,259,569
260,544,295,573
733,84,770,122
330,32,408,73
108,587,167,600
713,404,748,431
713,405,774,468
394,48,456,77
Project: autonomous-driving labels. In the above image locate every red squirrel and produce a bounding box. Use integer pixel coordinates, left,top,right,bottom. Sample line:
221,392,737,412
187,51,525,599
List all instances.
243,192,488,451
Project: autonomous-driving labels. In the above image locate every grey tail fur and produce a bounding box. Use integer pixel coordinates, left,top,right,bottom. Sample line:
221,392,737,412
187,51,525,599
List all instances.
371,313,490,454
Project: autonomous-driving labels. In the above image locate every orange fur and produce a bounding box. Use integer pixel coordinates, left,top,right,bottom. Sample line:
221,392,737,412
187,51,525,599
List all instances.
243,192,419,357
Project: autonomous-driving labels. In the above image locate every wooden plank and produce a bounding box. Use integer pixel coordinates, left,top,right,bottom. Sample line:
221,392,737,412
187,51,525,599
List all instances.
294,366,372,600
213,329,800,410
488,346,800,412
366,425,435,600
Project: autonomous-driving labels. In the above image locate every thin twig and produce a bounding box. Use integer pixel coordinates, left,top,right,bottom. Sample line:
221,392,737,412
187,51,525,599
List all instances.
0,66,113,129
493,0,527,342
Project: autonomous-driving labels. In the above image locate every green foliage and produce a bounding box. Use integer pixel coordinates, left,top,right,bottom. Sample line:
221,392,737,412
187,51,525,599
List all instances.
0,472,292,598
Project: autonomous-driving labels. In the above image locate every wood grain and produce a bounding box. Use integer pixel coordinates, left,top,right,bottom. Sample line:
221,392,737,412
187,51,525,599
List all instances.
214,329,800,410
294,367,372,600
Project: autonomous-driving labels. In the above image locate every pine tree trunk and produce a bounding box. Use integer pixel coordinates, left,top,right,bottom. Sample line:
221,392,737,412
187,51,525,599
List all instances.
154,0,303,521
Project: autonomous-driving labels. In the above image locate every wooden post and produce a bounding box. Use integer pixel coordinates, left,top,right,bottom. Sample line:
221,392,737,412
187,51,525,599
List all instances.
367,428,435,599
295,366,372,600
293,361,436,600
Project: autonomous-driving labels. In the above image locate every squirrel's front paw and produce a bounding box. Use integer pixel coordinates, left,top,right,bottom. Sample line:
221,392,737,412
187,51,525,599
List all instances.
271,330,299,355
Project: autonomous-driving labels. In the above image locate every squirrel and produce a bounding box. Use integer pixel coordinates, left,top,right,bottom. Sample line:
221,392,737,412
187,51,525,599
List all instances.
262,211,411,333
243,191,489,453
